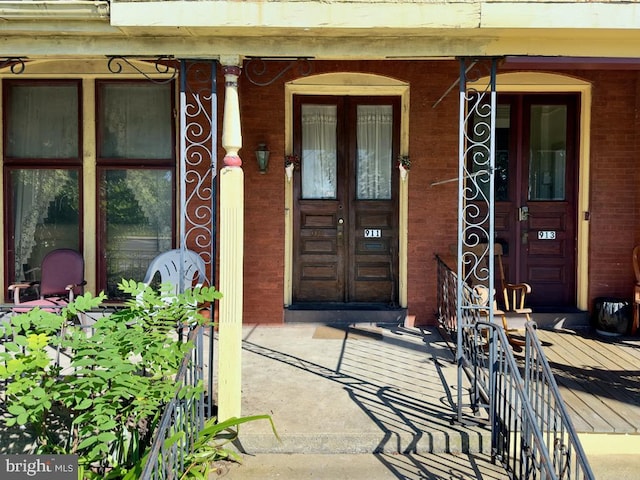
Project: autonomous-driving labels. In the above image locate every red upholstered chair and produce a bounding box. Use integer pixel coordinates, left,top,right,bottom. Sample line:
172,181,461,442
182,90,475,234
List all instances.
9,248,86,313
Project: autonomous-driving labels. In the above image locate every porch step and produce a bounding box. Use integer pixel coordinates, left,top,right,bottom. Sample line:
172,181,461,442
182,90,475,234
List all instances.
231,428,493,455
284,306,407,324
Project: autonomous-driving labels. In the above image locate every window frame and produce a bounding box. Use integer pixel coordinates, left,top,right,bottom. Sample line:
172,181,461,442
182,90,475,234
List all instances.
2,79,84,292
94,79,177,297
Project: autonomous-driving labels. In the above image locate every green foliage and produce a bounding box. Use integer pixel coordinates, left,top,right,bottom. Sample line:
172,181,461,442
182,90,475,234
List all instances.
121,415,280,480
0,281,223,477
180,415,280,479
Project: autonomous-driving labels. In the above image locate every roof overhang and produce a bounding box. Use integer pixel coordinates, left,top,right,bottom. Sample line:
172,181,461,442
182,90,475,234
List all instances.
0,1,640,60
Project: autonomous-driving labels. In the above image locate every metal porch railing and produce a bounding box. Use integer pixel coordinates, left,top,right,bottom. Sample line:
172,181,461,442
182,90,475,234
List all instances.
139,323,207,480
435,256,595,480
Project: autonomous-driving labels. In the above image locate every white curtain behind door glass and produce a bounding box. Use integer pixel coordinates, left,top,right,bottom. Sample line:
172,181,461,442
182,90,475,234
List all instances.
301,105,337,199
357,105,393,199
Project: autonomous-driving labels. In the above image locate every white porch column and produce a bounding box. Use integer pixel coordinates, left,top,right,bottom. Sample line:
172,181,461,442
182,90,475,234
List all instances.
217,57,244,422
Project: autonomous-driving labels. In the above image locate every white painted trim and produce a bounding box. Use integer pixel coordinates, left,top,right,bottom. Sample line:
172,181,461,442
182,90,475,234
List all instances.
112,1,640,31
0,1,108,20
284,72,410,308
482,3,640,29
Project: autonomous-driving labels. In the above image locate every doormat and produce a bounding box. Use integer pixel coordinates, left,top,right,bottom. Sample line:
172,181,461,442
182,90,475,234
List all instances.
312,325,383,341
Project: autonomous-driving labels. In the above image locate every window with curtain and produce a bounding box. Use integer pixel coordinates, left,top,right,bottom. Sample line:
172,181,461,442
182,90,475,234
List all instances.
97,81,175,299
3,81,81,286
101,169,173,298
99,82,173,159
356,105,393,200
301,104,338,199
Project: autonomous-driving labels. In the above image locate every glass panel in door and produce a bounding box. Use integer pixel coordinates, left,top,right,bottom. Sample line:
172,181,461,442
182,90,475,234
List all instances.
528,105,567,201
356,105,393,200
301,105,337,199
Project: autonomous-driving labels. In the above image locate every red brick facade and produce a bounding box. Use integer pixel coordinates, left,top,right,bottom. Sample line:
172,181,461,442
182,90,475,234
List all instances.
205,61,640,325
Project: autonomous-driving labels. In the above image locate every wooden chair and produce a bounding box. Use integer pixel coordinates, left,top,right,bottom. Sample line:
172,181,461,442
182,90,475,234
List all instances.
632,245,640,335
466,243,532,351
496,245,532,344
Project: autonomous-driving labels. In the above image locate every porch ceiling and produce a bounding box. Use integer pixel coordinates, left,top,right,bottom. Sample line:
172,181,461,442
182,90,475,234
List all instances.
1,1,640,59
2,28,640,60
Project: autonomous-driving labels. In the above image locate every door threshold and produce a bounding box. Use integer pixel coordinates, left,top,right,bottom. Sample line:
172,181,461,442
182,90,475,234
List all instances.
285,305,407,324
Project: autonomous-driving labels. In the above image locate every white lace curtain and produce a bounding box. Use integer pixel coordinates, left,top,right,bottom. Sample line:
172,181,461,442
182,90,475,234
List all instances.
7,83,80,281
12,169,78,280
300,104,393,200
356,105,393,200
301,105,337,199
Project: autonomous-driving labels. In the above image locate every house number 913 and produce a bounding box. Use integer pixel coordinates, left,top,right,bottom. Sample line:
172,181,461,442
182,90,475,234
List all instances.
538,231,556,240
364,229,381,238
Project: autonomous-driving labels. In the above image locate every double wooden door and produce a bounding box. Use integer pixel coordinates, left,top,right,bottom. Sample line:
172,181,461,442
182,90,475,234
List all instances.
292,96,400,306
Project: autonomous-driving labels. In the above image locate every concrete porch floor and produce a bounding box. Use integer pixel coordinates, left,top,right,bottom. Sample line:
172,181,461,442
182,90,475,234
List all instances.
212,323,640,479
225,323,490,455
213,323,507,478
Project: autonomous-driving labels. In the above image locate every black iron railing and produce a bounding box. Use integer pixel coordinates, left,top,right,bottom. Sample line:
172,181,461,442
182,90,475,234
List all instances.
435,257,595,480
139,324,207,479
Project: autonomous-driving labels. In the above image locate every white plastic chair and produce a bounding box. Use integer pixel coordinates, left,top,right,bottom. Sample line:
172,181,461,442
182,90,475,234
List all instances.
142,249,207,294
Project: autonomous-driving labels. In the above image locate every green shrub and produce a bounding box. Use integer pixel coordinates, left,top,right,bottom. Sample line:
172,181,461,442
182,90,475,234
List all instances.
0,281,222,477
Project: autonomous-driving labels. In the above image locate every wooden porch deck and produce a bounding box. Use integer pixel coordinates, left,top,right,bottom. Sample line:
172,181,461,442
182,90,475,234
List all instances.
534,328,640,435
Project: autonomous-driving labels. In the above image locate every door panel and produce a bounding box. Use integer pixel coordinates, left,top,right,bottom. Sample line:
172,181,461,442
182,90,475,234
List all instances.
351,206,395,302
296,201,344,302
293,96,399,305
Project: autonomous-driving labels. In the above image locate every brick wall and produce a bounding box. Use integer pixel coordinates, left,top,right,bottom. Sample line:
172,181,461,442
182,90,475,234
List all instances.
582,70,640,305
209,62,640,325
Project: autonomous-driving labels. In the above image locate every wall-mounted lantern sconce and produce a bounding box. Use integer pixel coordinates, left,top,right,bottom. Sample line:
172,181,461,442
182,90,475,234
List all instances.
255,143,270,174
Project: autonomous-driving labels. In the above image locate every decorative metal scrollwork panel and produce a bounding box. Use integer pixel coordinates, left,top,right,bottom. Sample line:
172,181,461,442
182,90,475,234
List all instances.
458,58,499,291
180,60,217,285
107,56,178,84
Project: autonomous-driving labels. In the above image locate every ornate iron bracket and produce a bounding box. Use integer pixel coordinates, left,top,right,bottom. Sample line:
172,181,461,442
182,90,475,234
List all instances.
106,56,178,84
460,57,502,92
433,57,504,108
0,57,26,74
244,57,313,86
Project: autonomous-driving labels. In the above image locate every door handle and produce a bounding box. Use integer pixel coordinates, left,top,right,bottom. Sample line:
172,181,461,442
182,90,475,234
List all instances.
337,218,344,239
518,206,530,221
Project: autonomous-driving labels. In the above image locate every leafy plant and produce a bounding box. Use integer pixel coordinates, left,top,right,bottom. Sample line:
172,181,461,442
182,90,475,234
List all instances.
0,281,222,476
122,414,280,480
181,414,279,479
